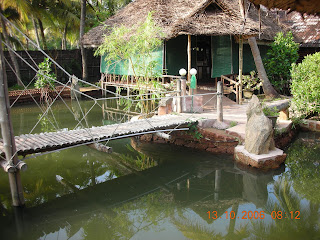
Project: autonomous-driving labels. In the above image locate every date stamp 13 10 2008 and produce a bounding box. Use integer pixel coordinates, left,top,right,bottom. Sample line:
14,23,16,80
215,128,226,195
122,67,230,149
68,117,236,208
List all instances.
207,211,301,220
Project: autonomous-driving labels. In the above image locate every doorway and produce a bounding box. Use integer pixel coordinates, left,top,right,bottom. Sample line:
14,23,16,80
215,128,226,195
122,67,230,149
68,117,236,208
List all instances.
196,36,212,84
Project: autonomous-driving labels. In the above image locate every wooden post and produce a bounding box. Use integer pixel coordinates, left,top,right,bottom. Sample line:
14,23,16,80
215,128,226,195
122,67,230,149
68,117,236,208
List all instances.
181,76,187,112
187,35,192,95
214,169,221,202
239,35,243,104
176,79,181,113
217,81,223,122
0,33,25,206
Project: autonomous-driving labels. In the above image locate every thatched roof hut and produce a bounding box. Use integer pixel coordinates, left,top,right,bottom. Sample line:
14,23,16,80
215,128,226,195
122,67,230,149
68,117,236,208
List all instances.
84,0,285,85
83,0,283,47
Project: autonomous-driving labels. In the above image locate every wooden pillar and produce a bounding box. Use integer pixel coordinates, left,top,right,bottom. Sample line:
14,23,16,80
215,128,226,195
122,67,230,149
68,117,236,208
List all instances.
181,76,187,112
176,79,181,113
239,35,243,104
217,81,223,122
0,33,25,206
187,35,192,94
214,169,221,202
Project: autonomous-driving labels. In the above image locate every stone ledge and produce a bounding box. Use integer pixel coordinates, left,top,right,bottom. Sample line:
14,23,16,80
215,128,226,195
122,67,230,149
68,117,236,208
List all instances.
300,119,320,132
234,145,286,169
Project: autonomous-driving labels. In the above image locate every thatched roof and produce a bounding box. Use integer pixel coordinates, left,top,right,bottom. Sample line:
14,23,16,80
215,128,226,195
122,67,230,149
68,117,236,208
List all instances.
269,10,320,47
83,0,284,47
248,0,320,15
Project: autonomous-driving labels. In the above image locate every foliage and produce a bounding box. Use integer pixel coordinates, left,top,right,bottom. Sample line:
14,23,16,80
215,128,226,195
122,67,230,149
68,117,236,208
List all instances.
229,121,237,128
264,31,299,95
187,122,203,140
34,57,56,89
95,12,166,114
286,140,320,204
291,52,320,118
240,71,262,91
95,11,164,78
262,106,279,117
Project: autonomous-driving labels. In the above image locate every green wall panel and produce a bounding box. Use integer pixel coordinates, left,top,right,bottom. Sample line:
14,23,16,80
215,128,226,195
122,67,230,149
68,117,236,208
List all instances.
165,35,196,76
211,36,270,77
100,46,164,76
211,36,233,78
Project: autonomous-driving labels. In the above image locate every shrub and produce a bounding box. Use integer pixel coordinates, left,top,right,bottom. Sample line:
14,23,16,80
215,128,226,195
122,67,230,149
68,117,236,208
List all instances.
264,31,299,95
291,52,320,117
34,58,56,89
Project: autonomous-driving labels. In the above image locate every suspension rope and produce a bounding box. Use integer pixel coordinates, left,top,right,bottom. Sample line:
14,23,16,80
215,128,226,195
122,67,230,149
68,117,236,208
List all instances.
0,13,123,98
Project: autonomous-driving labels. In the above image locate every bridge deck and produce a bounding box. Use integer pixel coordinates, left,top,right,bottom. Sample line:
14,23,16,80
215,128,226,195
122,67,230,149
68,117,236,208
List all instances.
0,115,196,157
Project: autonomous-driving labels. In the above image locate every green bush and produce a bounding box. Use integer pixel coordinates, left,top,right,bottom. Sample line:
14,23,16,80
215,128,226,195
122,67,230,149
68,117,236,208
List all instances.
34,58,56,89
291,52,320,117
264,32,299,94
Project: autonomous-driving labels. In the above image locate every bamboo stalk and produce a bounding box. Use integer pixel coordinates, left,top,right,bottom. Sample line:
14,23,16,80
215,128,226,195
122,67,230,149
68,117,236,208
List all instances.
187,35,192,94
0,33,25,206
239,36,243,104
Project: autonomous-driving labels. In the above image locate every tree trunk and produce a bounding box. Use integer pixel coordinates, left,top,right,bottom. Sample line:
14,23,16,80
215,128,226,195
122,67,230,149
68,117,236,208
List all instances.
0,13,23,86
32,17,41,48
62,22,68,50
248,36,279,99
38,18,47,50
80,0,88,81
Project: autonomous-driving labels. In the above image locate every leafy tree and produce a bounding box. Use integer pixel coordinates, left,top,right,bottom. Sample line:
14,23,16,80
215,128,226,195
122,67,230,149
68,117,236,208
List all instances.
95,12,165,113
264,31,299,95
291,52,320,118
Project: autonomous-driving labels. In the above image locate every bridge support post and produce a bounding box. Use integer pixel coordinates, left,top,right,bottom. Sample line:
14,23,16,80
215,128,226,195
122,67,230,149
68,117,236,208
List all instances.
217,81,223,122
0,33,25,206
176,79,181,113
179,68,187,112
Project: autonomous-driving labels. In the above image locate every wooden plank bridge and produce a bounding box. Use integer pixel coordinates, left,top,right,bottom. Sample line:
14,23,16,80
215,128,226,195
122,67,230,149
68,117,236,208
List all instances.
0,115,196,157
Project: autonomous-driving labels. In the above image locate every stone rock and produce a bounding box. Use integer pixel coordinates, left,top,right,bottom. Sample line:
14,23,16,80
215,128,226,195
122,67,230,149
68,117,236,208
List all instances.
245,95,275,154
234,145,286,169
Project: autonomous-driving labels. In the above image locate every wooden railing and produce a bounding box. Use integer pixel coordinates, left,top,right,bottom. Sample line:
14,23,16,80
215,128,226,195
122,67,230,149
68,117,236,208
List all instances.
100,73,180,95
221,74,242,104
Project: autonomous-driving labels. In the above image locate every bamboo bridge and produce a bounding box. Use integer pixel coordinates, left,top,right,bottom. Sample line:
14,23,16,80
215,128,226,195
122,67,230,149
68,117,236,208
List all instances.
0,115,196,157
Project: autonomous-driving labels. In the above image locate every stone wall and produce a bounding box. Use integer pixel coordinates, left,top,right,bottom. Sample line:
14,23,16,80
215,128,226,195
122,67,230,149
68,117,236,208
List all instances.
138,127,239,154
300,120,320,132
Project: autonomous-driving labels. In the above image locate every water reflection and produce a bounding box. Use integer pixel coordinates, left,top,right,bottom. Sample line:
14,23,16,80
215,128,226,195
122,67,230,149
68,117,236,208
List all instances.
0,100,319,239
0,143,289,240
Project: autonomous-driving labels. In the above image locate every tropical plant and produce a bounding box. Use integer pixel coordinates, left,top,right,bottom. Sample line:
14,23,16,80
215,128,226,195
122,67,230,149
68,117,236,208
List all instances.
291,52,320,118
95,12,165,114
35,57,56,89
262,106,279,117
240,70,262,91
248,36,279,99
264,31,299,95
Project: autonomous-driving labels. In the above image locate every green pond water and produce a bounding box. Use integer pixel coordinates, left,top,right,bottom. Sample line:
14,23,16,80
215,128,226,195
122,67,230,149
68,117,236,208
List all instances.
0,99,319,240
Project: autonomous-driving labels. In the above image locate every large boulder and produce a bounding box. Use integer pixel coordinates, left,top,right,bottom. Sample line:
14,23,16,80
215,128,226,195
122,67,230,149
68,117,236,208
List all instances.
245,95,275,154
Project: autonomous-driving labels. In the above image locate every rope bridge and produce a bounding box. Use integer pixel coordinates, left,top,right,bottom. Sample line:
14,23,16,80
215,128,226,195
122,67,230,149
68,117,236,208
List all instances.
0,115,195,157
0,14,219,206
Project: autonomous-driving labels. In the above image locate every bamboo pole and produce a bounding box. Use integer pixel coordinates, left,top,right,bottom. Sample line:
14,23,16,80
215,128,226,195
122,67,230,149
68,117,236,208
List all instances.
176,79,181,113
217,81,223,122
238,36,243,104
0,34,25,206
187,35,191,95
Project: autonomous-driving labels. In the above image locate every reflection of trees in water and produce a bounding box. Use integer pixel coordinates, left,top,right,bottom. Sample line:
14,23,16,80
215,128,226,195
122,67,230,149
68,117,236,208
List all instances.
251,176,320,239
81,191,175,240
117,144,157,171
286,140,320,204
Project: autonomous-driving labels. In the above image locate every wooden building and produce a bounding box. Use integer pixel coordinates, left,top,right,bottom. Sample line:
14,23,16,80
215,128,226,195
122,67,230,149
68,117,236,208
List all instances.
83,0,283,86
